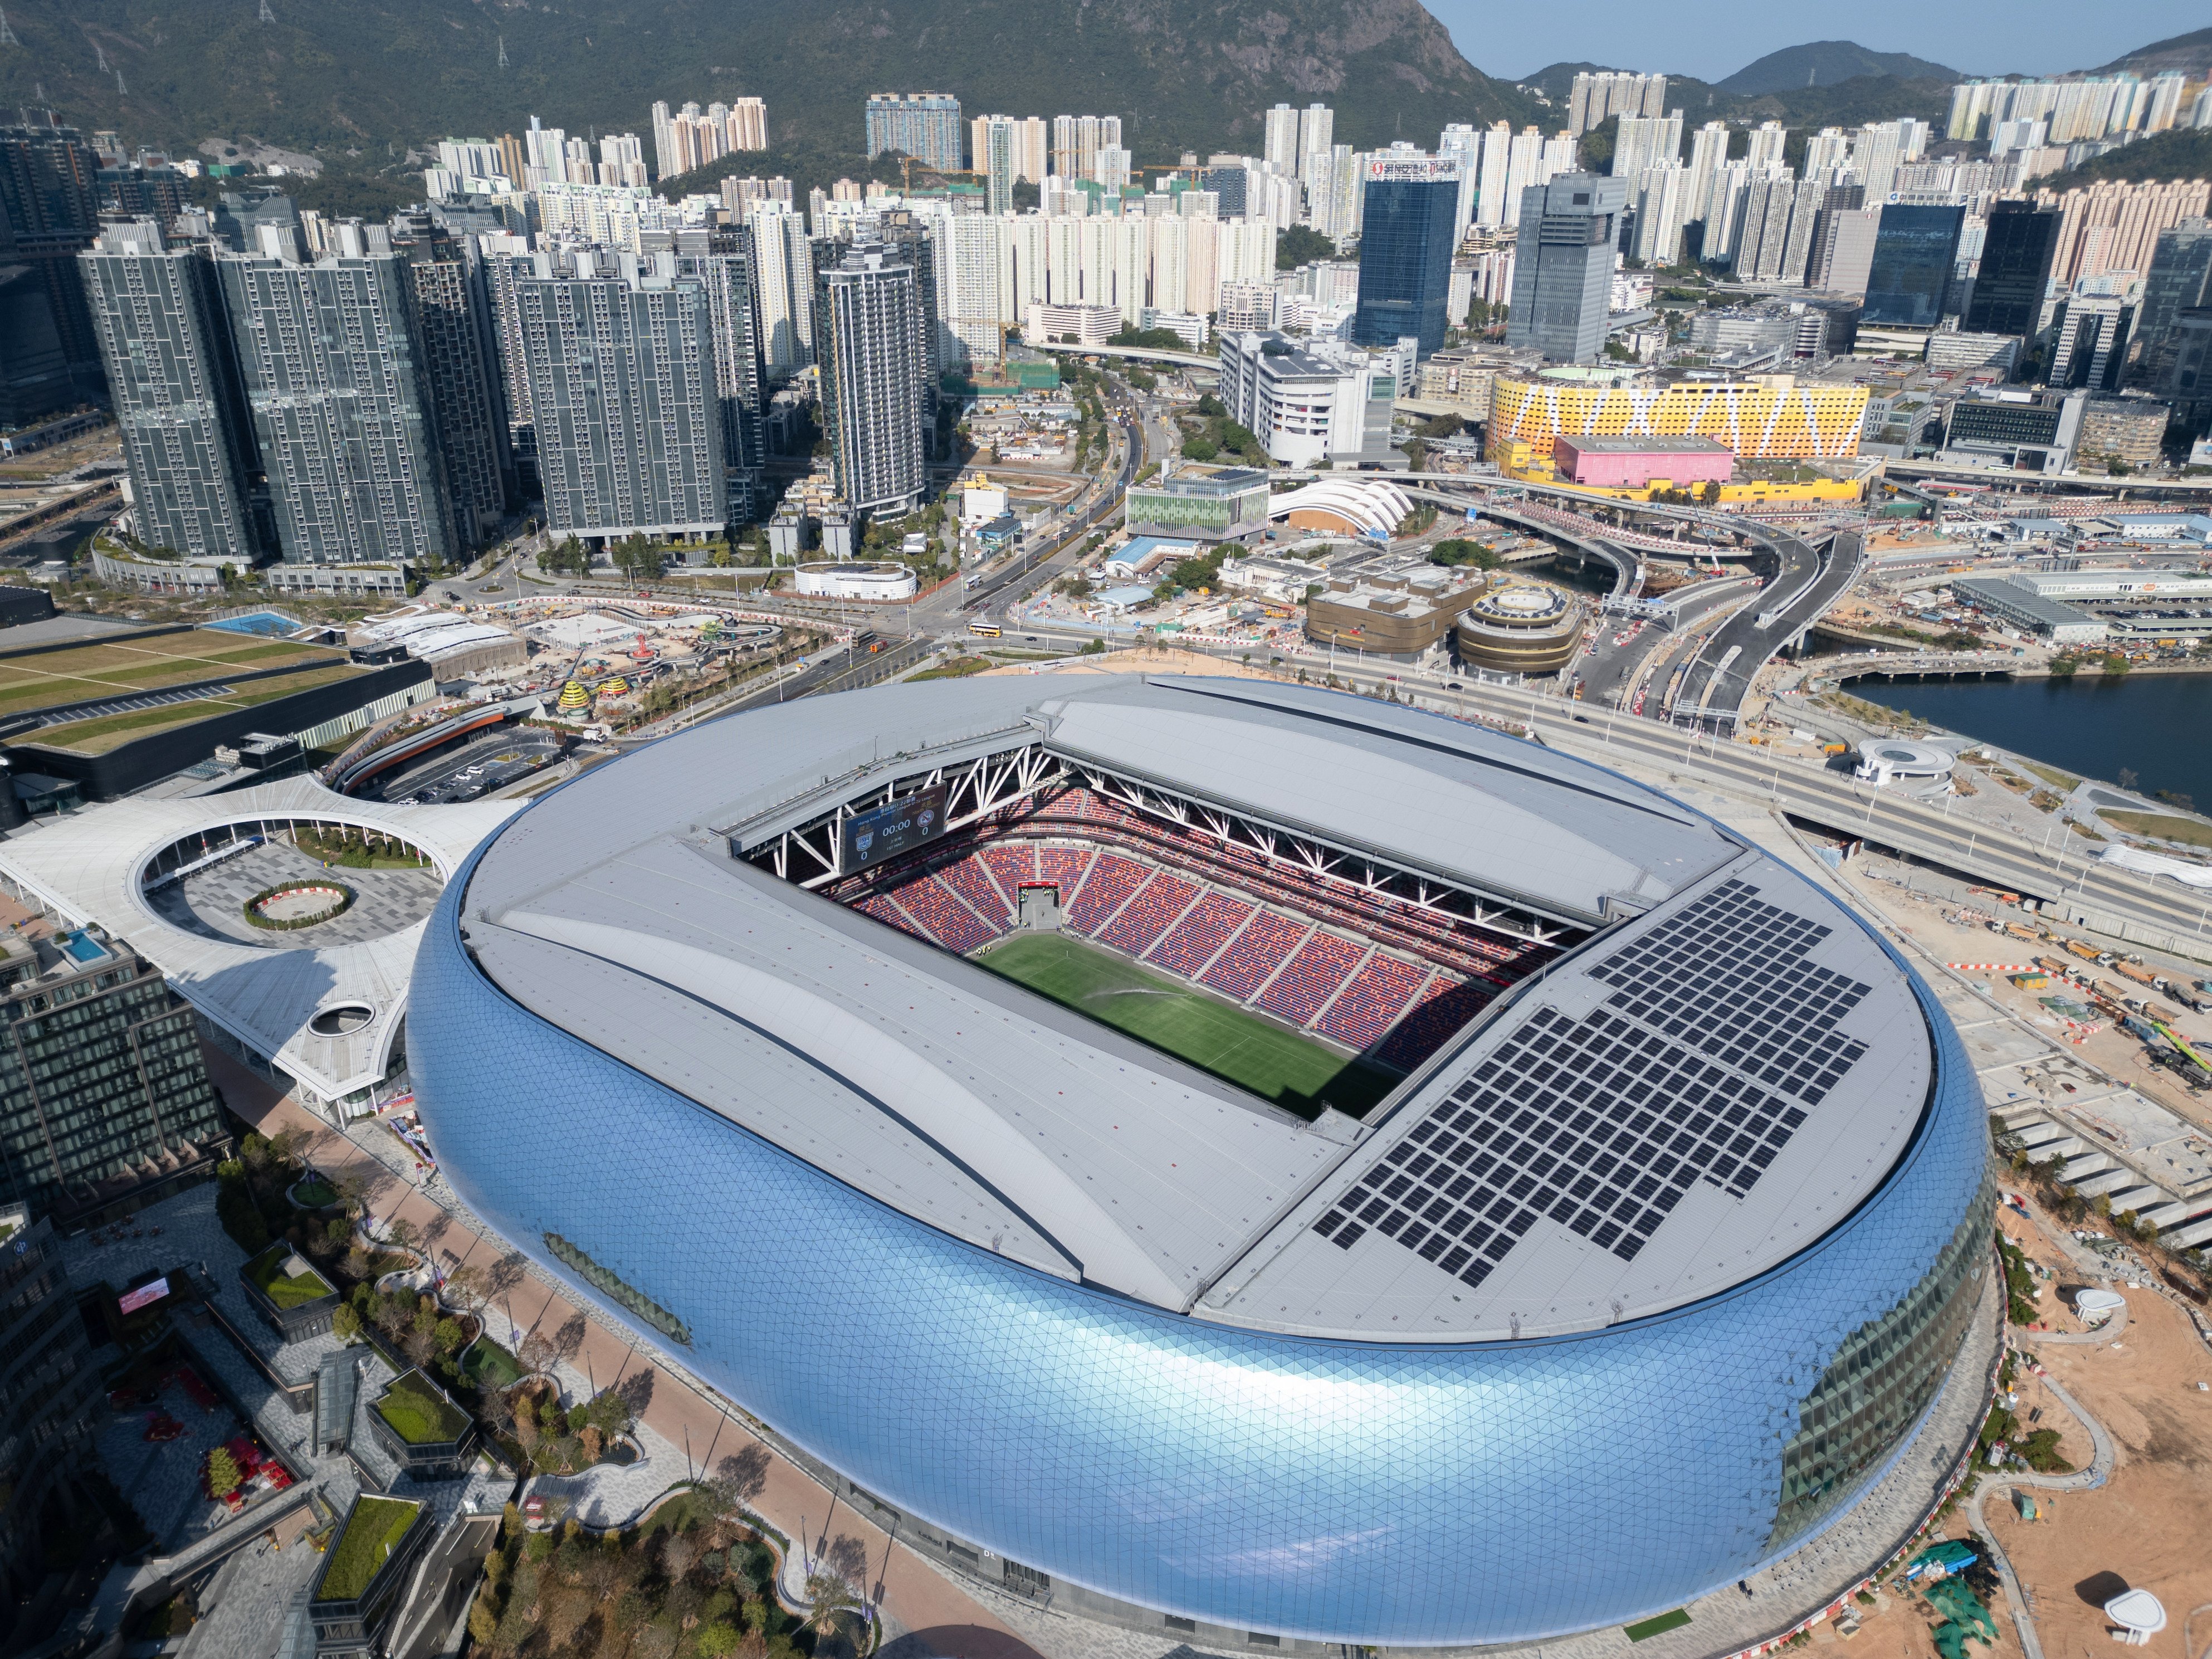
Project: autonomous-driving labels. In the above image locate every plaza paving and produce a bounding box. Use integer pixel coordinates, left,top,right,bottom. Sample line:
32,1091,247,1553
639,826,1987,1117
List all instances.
145,838,442,949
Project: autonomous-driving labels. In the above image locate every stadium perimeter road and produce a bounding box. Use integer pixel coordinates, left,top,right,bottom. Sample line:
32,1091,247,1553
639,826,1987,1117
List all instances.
1166,647,2206,957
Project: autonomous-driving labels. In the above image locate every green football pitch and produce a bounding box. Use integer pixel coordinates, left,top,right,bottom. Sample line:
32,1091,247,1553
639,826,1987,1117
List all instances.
973,932,1399,1119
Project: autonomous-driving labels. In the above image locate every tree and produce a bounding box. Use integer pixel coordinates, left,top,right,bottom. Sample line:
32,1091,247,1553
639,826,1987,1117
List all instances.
331,1302,362,1341
801,1570,861,1652
1275,225,1338,270
205,1446,243,1500
518,1329,558,1377
443,1263,489,1318
1700,480,1722,505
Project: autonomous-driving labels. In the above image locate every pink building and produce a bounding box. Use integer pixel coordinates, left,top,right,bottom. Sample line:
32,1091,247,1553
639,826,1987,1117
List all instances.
1553,435,1734,489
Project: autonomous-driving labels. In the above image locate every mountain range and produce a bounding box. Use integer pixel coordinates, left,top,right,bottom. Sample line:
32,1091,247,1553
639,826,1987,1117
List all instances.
0,3,2199,197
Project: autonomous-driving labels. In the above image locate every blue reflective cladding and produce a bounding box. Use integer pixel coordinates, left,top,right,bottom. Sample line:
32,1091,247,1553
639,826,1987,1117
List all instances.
414,843,1990,1647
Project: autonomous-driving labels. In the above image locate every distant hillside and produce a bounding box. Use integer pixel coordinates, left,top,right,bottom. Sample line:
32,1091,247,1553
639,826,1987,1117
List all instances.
1515,55,1951,135
1716,41,1961,95
0,0,1541,184
2096,26,2212,76
2042,128,2212,189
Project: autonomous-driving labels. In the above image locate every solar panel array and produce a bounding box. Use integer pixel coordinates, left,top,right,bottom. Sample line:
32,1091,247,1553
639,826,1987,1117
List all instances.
1313,878,1872,1292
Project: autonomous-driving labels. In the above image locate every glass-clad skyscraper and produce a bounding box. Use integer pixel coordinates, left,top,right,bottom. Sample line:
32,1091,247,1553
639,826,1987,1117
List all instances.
1506,173,1630,364
1351,155,1462,356
1863,204,1965,329
1962,202,2061,338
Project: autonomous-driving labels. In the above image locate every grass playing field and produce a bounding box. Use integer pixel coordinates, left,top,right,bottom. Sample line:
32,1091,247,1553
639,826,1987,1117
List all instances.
973,931,1399,1119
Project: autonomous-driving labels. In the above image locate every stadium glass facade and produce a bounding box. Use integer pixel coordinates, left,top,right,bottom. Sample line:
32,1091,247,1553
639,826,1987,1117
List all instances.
416,833,1993,1647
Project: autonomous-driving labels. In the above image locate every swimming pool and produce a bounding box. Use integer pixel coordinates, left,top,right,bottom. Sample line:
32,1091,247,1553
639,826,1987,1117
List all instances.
58,929,110,964
206,611,304,637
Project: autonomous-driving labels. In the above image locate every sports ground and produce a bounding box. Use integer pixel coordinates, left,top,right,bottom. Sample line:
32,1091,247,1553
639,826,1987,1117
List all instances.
974,932,1399,1119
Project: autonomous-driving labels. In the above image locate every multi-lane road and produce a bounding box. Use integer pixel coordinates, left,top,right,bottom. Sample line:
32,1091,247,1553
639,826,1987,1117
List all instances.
1667,528,1859,728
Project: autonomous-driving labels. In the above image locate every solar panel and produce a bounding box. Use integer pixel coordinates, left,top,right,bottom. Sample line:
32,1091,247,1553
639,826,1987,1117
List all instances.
1311,877,1863,1290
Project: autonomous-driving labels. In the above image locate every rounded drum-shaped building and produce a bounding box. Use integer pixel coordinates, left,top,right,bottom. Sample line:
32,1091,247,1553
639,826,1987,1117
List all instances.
412,676,1993,1648
1456,582,1586,675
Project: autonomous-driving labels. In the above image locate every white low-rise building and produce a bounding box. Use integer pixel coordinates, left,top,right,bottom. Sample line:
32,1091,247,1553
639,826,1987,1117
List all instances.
793,560,920,601
1217,330,1403,468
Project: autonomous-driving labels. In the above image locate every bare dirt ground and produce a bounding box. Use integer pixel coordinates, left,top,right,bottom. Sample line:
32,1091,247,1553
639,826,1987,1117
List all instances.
2000,1204,2212,1659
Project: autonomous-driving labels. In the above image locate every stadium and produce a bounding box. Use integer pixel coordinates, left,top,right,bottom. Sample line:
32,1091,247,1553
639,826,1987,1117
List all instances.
412,676,1995,1649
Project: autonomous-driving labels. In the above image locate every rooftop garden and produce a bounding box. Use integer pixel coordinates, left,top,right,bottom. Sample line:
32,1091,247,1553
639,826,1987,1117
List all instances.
316,1496,422,1603
243,1242,335,1309
374,1368,472,1447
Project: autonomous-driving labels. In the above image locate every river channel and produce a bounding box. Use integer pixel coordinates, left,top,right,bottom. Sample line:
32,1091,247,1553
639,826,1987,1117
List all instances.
1847,672,2212,810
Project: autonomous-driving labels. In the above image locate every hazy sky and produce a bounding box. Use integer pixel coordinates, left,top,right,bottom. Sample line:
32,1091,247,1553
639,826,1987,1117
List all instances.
1427,0,2207,83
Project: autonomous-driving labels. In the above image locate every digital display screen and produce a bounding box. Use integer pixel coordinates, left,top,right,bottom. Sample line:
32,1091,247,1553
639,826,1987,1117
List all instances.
841,786,949,875
118,1277,170,1315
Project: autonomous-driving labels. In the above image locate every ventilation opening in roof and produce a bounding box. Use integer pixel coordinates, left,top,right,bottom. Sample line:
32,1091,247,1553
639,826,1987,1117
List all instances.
746,760,1593,1120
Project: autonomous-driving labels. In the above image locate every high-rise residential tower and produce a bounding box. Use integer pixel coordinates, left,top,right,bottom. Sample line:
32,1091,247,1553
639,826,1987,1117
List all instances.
0,117,106,422
1352,154,1462,356
2130,218,2212,386
1506,173,1630,363
79,219,262,562
518,250,727,545
217,225,460,569
866,94,963,171
675,226,769,515
814,241,928,516
388,216,512,547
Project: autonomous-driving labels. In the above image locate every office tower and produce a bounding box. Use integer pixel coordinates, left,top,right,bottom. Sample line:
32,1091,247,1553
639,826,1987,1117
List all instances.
218,225,458,568
814,242,927,515
2049,294,2133,389
748,203,815,371
0,936,229,1225
1300,105,1335,175
1611,114,1681,180
1352,155,1459,356
0,118,105,423
79,221,260,562
673,226,768,513
388,220,511,547
1506,173,1629,363
1962,201,2063,336
1198,164,1251,219
1264,104,1302,174
977,115,1018,214
1862,204,1965,328
1806,191,1881,294
1568,71,1667,136
518,251,727,543
2131,218,2212,386
865,93,963,170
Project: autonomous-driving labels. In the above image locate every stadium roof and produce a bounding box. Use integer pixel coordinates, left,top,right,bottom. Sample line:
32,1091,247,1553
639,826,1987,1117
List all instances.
463,676,1931,1340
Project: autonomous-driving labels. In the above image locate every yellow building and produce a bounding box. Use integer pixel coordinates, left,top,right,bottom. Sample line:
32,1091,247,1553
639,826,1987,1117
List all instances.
1487,441,1871,505
1488,372,1871,466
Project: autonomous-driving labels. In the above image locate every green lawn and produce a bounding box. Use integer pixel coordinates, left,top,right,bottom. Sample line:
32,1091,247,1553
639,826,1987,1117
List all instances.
373,1370,471,1446
316,1496,422,1602
243,1243,335,1309
974,933,1398,1119
1624,1610,1692,1642
2102,809,2212,851
461,1337,524,1390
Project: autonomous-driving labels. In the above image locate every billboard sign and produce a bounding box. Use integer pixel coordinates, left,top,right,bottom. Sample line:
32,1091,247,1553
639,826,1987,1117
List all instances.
841,786,949,874
118,1276,170,1316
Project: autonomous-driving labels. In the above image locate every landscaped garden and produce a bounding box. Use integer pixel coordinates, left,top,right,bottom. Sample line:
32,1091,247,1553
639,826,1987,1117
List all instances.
242,1242,336,1310
374,1369,473,1447
316,1495,423,1602
466,1466,836,1659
